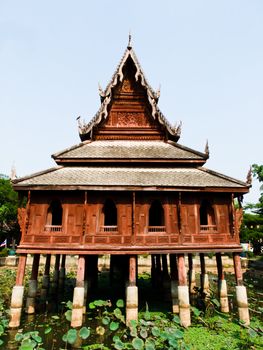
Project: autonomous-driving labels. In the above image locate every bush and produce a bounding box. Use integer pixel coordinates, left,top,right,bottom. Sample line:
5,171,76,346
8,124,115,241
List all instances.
0,248,9,257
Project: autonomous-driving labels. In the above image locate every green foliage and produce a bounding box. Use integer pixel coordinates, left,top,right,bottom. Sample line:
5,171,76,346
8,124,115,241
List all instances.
0,268,16,305
242,164,263,252
15,331,44,350
0,178,20,245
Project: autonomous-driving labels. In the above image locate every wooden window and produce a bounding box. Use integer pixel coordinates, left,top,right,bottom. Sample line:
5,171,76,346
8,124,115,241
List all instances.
200,200,217,232
101,199,118,232
148,200,165,232
45,200,63,232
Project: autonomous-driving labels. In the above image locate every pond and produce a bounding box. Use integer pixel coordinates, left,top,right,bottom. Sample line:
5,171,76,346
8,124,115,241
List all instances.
1,267,263,349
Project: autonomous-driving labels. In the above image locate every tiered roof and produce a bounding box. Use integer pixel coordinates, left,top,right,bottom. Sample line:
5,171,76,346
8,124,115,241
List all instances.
13,41,250,195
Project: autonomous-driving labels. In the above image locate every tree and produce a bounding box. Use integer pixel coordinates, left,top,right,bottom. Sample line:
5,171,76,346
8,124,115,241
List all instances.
241,164,263,254
0,177,20,246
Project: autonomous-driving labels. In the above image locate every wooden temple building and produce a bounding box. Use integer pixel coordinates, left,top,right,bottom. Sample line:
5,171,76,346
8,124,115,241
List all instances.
10,40,251,328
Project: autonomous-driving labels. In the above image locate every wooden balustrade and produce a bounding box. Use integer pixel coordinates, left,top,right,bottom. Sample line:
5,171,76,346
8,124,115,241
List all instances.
100,225,118,233
44,225,63,232
148,226,166,233
200,225,217,233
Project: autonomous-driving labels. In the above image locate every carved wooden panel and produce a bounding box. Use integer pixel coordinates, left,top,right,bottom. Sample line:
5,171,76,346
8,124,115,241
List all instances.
109,237,122,244
34,236,49,243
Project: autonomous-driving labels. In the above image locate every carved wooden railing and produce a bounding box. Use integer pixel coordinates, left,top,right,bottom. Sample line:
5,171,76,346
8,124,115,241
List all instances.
44,225,63,232
100,225,118,233
200,225,217,232
148,226,166,233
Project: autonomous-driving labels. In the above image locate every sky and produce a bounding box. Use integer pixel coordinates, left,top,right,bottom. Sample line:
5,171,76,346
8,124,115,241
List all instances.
0,1,262,205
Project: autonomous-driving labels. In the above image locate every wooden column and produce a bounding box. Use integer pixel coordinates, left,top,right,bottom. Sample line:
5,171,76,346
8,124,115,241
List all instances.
177,254,190,327
129,255,137,286
170,254,179,313
200,253,209,297
26,254,40,314
155,254,162,286
233,253,243,286
41,254,51,300
51,254,60,295
9,254,27,327
151,255,156,287
126,255,138,326
71,255,85,327
233,252,250,325
59,255,66,289
188,253,196,296
162,254,170,300
216,253,229,313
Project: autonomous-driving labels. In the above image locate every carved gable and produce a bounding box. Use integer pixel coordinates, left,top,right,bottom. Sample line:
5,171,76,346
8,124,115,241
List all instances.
94,58,163,140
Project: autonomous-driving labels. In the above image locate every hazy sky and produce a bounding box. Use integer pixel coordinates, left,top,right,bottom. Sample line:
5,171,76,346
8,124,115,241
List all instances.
0,1,262,204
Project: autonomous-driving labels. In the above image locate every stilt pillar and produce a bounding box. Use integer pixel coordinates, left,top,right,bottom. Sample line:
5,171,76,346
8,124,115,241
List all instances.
51,254,60,295
170,254,179,313
71,255,85,328
233,253,250,325
188,254,196,297
9,254,27,328
177,254,191,327
200,253,209,297
26,254,40,314
162,254,171,300
41,254,51,300
59,255,66,289
151,255,156,287
216,253,229,313
126,255,138,326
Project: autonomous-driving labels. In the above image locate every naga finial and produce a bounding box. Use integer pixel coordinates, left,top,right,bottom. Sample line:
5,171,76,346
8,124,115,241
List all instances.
246,166,252,185
175,121,182,136
98,83,106,102
205,140,209,156
156,84,161,101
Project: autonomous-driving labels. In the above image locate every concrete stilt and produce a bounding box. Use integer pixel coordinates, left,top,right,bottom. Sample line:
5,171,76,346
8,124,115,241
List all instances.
9,254,27,328
40,254,51,300
71,255,85,328
177,254,191,327
126,255,138,326
26,254,40,314
200,253,209,297
233,253,250,325
236,286,250,325
126,285,138,326
216,253,229,313
170,254,179,313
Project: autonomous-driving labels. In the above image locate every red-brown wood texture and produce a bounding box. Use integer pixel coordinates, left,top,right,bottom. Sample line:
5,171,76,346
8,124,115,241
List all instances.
94,58,165,141
17,190,242,254
16,254,27,286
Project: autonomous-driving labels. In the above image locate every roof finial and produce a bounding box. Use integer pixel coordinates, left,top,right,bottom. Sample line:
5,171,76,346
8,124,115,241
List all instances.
246,166,252,185
128,31,132,49
205,140,209,156
10,163,17,180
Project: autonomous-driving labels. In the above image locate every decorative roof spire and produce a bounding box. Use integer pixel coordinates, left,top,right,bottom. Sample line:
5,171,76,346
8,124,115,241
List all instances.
205,140,209,156
246,166,252,185
127,32,132,50
10,164,17,180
